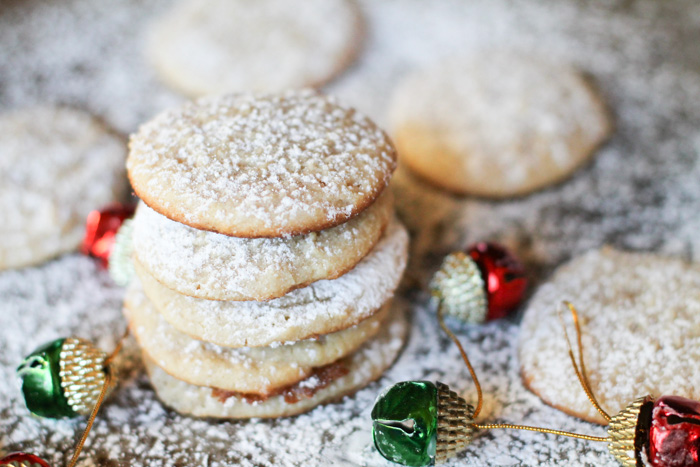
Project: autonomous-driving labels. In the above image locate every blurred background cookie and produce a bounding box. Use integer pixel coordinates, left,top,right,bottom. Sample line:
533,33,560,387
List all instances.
0,106,127,271
147,0,364,97
389,53,612,198
519,247,700,424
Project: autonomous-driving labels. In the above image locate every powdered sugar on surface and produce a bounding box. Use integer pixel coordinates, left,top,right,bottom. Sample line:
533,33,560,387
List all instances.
128,90,396,237
1,0,699,466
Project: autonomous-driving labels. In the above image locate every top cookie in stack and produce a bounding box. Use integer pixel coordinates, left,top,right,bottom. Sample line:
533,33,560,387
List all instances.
123,90,409,418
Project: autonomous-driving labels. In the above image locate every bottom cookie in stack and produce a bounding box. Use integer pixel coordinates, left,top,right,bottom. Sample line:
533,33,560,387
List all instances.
124,218,409,418
142,305,407,419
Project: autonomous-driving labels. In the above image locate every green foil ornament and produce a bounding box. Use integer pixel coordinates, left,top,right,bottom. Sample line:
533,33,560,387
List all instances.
372,381,475,466
17,337,108,419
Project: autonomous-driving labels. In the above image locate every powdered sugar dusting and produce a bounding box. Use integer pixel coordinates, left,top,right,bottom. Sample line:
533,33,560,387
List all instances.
147,0,363,97
388,52,611,195
519,248,700,424
132,191,391,300
1,0,699,465
136,218,408,348
128,90,396,237
143,303,407,419
124,281,388,393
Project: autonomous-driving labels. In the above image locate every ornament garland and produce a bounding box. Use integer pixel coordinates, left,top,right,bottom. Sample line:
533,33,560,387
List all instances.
371,300,700,466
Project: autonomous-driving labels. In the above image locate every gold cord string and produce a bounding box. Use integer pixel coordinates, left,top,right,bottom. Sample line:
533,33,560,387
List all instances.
468,302,612,442
472,423,609,442
67,370,112,467
559,302,611,423
67,328,130,467
436,304,483,419
436,297,611,442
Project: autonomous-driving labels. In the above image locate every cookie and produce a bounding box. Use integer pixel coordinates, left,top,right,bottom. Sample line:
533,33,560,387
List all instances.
0,106,127,270
144,302,407,419
147,0,364,97
519,247,700,425
133,218,408,347
125,283,389,395
132,190,393,301
389,53,612,197
128,90,396,237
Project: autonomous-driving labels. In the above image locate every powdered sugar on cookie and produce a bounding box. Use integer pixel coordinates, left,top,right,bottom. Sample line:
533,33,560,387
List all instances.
128,90,396,237
147,0,364,97
389,53,611,197
132,191,392,301
0,106,127,270
124,283,388,393
136,218,408,347
519,248,700,424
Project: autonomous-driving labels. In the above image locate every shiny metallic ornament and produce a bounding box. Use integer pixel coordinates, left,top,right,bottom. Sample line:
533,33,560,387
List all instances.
59,338,109,416
108,218,134,286
434,382,476,464
607,396,654,467
371,381,476,466
430,243,527,324
17,338,108,418
430,252,487,323
0,453,51,467
81,203,135,268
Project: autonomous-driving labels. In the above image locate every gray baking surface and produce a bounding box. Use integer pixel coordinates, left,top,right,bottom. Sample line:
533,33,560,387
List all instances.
1,0,699,465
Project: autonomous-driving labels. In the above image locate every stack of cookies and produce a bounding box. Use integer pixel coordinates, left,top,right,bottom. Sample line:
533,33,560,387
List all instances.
122,90,409,418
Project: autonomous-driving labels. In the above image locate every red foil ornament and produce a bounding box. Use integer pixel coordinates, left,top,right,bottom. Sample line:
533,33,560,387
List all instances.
647,396,700,467
0,452,51,467
81,203,135,268
468,242,528,321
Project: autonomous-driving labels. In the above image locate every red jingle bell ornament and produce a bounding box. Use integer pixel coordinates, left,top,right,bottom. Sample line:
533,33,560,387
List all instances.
81,203,135,268
646,396,700,466
0,453,51,467
430,242,527,323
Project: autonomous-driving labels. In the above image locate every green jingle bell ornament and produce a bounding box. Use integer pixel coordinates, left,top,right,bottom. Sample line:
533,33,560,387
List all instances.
16,331,127,467
372,381,475,466
17,337,110,419
372,305,485,466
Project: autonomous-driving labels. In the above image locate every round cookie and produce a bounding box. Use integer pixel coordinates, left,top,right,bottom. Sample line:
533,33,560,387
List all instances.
132,190,393,301
124,282,389,395
144,303,407,419
128,92,396,238
519,247,700,425
147,0,364,98
389,53,612,198
133,218,409,347
0,106,127,270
